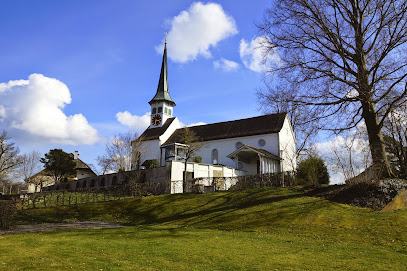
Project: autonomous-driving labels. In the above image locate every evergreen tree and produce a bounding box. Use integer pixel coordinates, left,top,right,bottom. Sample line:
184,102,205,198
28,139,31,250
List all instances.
40,149,77,183
297,157,330,186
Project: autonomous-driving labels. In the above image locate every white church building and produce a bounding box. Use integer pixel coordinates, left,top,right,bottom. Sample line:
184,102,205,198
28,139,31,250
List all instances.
132,42,296,193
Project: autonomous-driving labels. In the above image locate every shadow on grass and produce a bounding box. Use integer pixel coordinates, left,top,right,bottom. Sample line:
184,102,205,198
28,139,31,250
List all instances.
17,188,331,230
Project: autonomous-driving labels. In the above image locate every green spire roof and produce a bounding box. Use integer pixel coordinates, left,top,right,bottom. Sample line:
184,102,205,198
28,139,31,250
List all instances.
149,42,176,107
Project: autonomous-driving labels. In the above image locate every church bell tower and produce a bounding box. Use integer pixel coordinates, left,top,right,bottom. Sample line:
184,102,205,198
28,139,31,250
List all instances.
149,41,176,128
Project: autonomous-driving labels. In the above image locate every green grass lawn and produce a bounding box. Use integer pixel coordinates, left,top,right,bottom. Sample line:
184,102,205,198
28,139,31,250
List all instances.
2,187,407,270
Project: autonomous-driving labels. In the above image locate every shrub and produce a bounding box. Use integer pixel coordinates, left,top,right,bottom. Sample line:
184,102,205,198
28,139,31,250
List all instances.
142,159,160,169
0,200,18,229
297,157,330,186
194,156,202,163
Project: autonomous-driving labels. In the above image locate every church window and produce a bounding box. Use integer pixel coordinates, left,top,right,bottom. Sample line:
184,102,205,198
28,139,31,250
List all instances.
158,107,162,113
235,142,243,149
168,109,172,116
152,108,157,114
165,107,168,114
212,149,218,164
258,139,266,147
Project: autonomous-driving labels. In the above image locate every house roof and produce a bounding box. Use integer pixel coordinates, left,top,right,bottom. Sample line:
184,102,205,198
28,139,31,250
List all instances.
139,117,176,141
163,113,287,145
74,158,94,171
227,144,281,160
68,153,95,172
27,154,96,180
149,42,176,107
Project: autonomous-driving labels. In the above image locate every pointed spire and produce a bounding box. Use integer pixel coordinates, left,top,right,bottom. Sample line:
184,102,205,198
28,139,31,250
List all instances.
149,41,176,106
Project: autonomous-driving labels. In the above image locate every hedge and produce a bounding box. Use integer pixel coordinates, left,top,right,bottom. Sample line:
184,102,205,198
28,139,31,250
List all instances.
0,200,18,229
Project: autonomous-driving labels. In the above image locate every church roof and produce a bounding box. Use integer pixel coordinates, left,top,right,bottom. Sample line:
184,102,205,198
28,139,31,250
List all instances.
139,117,176,141
149,42,176,107
163,113,287,144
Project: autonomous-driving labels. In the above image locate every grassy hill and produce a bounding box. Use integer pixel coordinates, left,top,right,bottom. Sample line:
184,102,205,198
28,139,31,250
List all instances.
2,187,407,270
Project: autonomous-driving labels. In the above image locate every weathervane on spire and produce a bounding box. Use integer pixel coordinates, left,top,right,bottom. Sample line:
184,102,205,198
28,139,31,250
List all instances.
165,32,168,45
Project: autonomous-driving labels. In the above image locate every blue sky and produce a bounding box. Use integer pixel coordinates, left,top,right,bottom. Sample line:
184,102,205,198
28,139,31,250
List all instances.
0,1,273,171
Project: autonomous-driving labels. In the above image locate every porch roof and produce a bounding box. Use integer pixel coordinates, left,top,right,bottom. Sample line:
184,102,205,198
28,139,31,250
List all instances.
227,144,281,161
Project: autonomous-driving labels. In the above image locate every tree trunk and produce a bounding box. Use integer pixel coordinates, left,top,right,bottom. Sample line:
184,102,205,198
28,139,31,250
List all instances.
361,101,395,178
183,161,187,193
352,8,395,179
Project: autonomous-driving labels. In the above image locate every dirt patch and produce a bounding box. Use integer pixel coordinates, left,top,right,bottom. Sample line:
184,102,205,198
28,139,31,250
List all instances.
0,221,124,236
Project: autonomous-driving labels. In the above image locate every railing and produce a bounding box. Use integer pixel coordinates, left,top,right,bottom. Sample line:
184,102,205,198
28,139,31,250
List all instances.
19,182,167,210
189,172,296,193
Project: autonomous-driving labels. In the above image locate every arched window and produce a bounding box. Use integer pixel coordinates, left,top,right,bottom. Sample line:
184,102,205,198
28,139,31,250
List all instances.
212,149,218,165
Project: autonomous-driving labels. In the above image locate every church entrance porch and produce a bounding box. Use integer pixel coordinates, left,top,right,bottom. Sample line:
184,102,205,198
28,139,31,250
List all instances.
227,144,281,175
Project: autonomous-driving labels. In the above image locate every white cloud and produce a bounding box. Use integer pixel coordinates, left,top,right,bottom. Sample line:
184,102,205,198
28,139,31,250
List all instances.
213,58,239,72
116,111,205,132
116,111,151,132
0,105,5,121
239,36,281,73
0,74,99,145
156,2,238,63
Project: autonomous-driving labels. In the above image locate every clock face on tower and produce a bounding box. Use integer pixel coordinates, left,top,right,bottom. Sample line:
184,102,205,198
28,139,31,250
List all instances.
152,114,162,126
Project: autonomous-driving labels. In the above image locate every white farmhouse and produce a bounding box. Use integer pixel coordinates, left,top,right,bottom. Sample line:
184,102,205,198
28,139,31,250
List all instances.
132,42,296,193
27,151,96,193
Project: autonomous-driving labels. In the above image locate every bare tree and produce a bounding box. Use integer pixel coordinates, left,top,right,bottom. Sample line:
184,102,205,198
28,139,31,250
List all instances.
19,150,43,191
177,127,204,190
0,130,20,183
258,0,407,178
326,125,371,181
97,131,139,174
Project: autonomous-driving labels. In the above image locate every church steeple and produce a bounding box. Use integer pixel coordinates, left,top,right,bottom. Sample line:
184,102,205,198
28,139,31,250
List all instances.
149,42,176,107
149,41,176,128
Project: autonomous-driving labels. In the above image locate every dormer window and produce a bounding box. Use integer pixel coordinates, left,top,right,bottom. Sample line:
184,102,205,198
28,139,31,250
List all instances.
152,108,157,114
158,107,163,113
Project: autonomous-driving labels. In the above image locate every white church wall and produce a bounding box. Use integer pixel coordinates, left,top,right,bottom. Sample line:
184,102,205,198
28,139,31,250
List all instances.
139,139,161,165
159,118,182,145
278,116,297,172
135,118,182,167
196,133,280,172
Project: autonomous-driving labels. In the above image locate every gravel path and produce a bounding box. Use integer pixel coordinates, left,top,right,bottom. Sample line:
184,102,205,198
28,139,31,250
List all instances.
0,221,124,236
